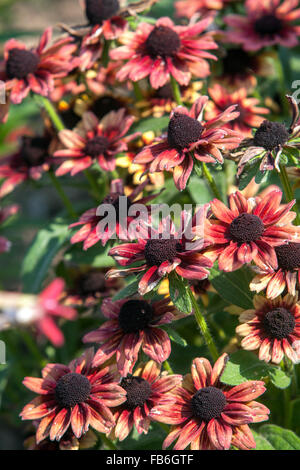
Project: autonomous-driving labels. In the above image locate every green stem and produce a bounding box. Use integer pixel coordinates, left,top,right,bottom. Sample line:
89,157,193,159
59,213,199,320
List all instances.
101,434,118,450
38,96,65,132
102,39,111,68
279,164,300,225
163,360,174,374
202,162,222,200
188,286,219,362
170,75,182,105
133,81,143,101
84,169,100,200
48,170,77,218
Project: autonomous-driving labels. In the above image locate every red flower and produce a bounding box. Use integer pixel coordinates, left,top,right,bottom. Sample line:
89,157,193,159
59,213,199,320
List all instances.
134,96,242,191
206,84,270,137
0,135,53,197
224,0,300,51
205,189,299,272
20,348,126,443
37,278,77,347
107,208,212,295
236,294,300,363
250,242,300,299
110,16,218,89
150,353,269,450
84,0,127,39
69,178,160,249
0,28,76,106
111,361,182,440
54,110,138,175
83,297,185,376
0,204,18,253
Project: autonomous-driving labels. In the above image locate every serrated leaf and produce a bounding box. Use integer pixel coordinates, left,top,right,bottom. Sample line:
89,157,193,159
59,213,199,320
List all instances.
209,266,254,309
168,272,192,314
21,219,70,293
220,350,290,388
259,425,300,450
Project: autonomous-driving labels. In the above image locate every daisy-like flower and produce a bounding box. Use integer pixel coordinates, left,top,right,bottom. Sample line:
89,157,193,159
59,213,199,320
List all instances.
107,208,213,295
54,110,138,175
235,95,300,175
134,96,242,191
69,178,159,249
224,0,300,51
236,294,300,363
250,242,300,299
0,28,76,107
150,353,269,450
175,0,228,18
83,297,184,376
0,134,53,197
111,360,182,440
20,348,126,443
205,189,299,272
24,427,97,450
84,0,127,38
206,84,269,137
110,16,218,89
0,204,18,253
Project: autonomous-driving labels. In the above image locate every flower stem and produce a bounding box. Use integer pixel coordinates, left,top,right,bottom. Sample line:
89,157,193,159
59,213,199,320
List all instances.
163,360,174,374
170,75,182,106
188,286,219,361
101,434,118,450
279,164,300,225
48,170,77,218
84,169,100,200
102,39,111,68
38,96,65,132
133,81,143,101
202,162,222,200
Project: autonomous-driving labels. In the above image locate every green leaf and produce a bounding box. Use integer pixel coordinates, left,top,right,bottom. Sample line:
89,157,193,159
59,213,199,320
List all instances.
238,158,261,190
21,219,70,293
132,115,169,134
259,425,300,450
168,272,192,314
0,364,10,409
209,266,254,309
164,326,187,347
64,243,114,268
220,350,290,388
252,431,274,450
112,278,140,301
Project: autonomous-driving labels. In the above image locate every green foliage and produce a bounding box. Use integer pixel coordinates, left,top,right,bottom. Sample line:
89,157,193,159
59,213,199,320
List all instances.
255,425,300,450
168,272,192,314
209,266,254,309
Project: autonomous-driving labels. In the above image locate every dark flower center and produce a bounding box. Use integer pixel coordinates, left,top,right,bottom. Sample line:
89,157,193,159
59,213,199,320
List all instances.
253,120,289,151
55,372,91,408
275,243,300,272
222,49,254,77
155,83,174,100
85,0,120,25
262,307,295,339
254,14,283,36
168,113,203,150
144,237,181,267
229,213,264,243
79,271,106,296
6,48,39,79
101,192,131,222
145,26,181,58
84,136,109,158
118,299,154,333
91,96,123,119
120,376,152,410
20,136,49,167
61,108,81,130
191,386,226,422
190,279,210,295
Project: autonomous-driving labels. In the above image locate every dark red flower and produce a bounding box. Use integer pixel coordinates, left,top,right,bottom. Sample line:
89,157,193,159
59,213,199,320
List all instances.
54,110,138,175
205,189,300,272
150,353,269,450
134,96,242,191
110,16,218,89
0,28,76,106
83,297,185,376
20,348,126,443
111,360,182,440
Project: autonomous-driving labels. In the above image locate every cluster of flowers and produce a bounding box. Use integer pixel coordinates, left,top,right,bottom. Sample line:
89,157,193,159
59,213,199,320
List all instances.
1,0,300,451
